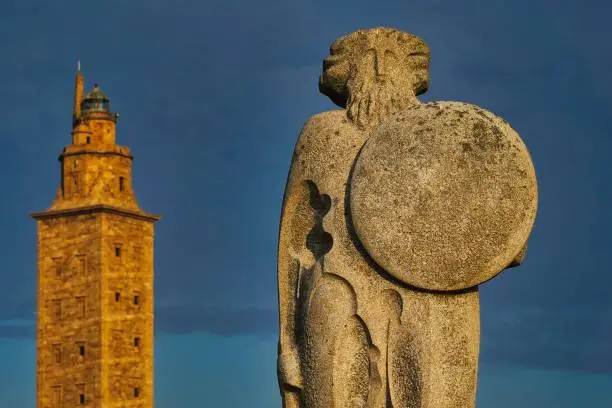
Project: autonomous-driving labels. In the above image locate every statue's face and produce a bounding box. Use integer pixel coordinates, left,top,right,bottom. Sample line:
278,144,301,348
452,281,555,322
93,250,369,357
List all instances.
319,28,430,108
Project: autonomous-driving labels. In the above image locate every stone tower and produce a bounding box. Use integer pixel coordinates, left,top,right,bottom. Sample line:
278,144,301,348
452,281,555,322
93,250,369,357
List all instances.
32,64,159,408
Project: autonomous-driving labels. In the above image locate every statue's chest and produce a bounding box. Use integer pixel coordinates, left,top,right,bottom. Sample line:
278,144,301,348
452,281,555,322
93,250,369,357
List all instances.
299,122,366,204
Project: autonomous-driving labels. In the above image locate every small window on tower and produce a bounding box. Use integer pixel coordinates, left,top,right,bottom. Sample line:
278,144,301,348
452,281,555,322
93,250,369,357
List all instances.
86,136,91,144
133,294,140,306
134,337,141,347
119,176,125,192
115,246,121,257
53,258,62,277
134,387,140,398
52,299,62,320
52,343,62,364
78,256,87,275
77,384,85,404
72,173,79,193
76,296,86,318
133,245,142,261
77,342,86,358
51,386,62,407
115,292,121,302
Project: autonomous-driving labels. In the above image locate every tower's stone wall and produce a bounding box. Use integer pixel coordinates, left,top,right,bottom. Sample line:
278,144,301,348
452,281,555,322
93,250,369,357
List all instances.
36,213,103,408
100,212,154,408
53,144,139,212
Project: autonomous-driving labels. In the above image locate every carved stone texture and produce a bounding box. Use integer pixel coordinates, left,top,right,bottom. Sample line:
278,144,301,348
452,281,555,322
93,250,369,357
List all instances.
277,27,537,408
350,102,537,291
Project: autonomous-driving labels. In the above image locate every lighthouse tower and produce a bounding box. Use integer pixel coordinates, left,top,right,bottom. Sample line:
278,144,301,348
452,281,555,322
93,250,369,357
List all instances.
32,63,159,408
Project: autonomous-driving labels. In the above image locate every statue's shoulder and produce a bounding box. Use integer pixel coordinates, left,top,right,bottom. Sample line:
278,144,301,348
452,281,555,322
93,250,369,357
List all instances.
285,109,350,189
298,109,347,141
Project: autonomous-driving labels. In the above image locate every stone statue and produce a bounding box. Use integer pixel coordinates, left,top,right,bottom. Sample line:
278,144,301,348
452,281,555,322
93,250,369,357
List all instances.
277,27,537,408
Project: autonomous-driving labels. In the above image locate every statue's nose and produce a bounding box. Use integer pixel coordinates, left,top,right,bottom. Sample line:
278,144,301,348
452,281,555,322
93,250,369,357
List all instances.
374,51,387,78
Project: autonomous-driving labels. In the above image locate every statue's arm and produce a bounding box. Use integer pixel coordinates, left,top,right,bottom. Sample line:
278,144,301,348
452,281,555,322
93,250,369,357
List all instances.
507,242,528,269
277,117,322,398
277,205,302,390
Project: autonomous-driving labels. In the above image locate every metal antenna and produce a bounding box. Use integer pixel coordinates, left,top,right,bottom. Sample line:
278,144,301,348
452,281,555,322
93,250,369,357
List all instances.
77,60,81,72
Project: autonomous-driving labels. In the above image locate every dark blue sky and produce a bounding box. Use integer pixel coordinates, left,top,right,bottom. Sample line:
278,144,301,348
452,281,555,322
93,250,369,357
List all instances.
1,0,611,406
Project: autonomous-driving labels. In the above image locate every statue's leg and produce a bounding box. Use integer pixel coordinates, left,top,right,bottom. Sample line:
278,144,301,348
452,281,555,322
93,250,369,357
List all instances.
281,388,302,408
301,273,371,408
333,315,375,408
388,289,480,408
426,289,480,408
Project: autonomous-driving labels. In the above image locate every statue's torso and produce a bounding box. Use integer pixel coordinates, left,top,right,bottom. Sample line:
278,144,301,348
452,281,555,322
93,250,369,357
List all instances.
284,108,471,347
280,101,536,408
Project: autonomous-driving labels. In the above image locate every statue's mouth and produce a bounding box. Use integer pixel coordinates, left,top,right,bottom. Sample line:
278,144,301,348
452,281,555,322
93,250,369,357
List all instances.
408,51,428,57
323,55,342,70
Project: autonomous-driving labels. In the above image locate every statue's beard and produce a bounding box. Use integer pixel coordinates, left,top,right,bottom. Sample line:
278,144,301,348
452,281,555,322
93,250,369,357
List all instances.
346,74,417,129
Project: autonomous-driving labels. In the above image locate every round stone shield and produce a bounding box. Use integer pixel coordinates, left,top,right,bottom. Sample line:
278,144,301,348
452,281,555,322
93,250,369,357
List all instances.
349,101,538,291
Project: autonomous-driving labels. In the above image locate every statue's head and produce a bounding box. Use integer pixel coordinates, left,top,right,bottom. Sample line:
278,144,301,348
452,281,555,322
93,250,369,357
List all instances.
319,28,430,128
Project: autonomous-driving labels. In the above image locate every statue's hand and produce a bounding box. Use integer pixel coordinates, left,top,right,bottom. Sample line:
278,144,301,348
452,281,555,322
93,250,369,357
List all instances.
506,243,528,269
278,345,303,389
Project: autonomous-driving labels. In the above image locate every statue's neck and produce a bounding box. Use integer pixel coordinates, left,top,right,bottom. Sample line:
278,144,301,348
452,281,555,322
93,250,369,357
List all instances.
346,87,419,130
